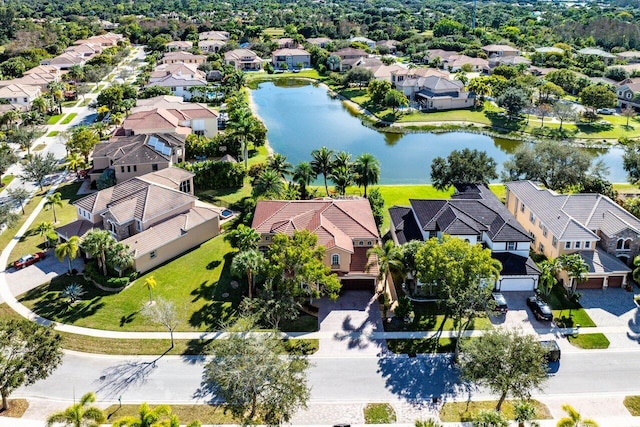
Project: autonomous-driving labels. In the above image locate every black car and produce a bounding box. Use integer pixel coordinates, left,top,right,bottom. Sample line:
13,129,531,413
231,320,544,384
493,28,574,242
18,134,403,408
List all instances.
491,292,508,314
540,340,561,362
526,296,553,321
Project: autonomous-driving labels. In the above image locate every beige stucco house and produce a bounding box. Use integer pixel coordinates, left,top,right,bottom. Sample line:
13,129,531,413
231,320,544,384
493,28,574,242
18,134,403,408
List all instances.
271,48,311,69
0,84,41,107
252,198,381,291
56,167,221,274
224,49,264,71
505,180,634,289
161,51,206,65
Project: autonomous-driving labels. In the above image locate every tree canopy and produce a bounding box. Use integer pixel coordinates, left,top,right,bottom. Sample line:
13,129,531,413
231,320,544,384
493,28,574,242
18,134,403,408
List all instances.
430,148,498,191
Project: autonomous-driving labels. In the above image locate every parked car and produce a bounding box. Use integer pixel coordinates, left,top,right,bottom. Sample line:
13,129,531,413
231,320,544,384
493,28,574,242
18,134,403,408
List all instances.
491,292,508,314
13,252,46,269
527,296,553,321
540,340,561,362
597,108,616,115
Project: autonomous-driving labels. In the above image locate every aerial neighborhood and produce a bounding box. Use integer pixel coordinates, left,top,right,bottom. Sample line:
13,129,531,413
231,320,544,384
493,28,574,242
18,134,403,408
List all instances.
4,0,640,425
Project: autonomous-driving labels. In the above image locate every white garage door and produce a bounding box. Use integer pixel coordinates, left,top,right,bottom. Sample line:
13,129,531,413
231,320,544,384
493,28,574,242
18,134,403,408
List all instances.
497,277,536,292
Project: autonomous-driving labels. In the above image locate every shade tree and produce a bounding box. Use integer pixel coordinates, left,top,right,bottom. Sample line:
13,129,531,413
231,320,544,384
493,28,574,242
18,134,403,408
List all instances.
431,148,498,191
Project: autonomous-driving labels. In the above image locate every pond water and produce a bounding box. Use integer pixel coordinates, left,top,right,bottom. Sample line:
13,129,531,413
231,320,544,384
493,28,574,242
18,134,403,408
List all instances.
250,81,626,184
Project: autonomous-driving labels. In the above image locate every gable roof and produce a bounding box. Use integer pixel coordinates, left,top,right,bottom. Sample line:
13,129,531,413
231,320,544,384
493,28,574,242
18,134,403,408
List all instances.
0,83,40,98
94,133,186,166
578,47,615,58
252,198,379,253
482,44,519,53
506,180,640,241
388,206,423,244
272,48,310,57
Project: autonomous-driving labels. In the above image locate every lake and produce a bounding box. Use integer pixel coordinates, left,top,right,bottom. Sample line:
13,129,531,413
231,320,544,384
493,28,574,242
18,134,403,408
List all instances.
250,81,626,184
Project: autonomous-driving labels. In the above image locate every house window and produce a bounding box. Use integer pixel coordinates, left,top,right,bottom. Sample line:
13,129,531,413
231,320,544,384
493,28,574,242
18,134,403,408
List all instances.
539,242,545,252
121,166,125,173
542,226,548,237
331,254,340,265
359,241,363,246
133,165,137,172
624,239,632,250
127,165,131,173
565,241,571,249
507,242,516,251
575,241,581,249
367,241,372,246
135,220,142,231
179,180,191,193
171,87,176,92
152,164,158,171
108,221,116,233
585,241,591,249
617,239,624,250
265,236,270,241
520,203,525,212
150,250,157,259
552,236,558,247
529,212,536,223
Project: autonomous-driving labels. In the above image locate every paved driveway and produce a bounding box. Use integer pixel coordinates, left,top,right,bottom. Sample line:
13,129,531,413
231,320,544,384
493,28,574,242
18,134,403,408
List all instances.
4,251,80,298
579,288,640,348
315,291,387,356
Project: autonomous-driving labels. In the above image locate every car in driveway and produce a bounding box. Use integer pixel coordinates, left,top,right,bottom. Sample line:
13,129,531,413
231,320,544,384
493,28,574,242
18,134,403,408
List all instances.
491,292,508,314
526,296,553,321
13,252,46,269
597,108,616,115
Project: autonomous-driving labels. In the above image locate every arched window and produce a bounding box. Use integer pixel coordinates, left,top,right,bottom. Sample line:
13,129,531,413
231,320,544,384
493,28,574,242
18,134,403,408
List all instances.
617,239,625,250
331,254,340,265
624,239,632,250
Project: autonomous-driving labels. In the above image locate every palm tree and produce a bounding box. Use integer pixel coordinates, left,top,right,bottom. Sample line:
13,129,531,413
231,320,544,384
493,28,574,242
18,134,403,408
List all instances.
228,107,252,169
231,249,264,299
311,146,335,196
91,121,109,139
31,97,48,115
329,163,353,196
55,236,81,273
111,402,172,427
367,240,404,296
333,151,352,169
45,391,105,427
82,229,114,276
44,192,63,223
48,81,64,114
252,168,285,199
66,152,87,174
538,259,560,298
144,276,157,304
556,404,598,427
559,254,589,297
293,161,317,199
267,153,292,180
353,153,380,197
3,109,20,129
107,242,134,277
35,221,55,247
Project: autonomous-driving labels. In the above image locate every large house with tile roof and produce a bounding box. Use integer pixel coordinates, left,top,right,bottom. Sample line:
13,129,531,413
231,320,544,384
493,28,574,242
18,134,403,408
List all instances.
224,49,264,71
389,183,540,292
252,198,381,291
505,180,634,289
0,83,41,107
160,51,206,65
90,133,186,185
57,167,221,273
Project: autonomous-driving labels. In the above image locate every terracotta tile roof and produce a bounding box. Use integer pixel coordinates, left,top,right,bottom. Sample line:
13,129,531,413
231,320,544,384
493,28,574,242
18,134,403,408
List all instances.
122,205,220,257
350,247,378,275
252,198,379,253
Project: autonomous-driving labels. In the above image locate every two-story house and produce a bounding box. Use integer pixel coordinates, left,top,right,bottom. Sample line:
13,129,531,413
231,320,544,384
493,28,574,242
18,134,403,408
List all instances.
161,51,206,65
165,41,193,52
616,78,640,109
224,49,264,71
89,133,186,185
482,44,519,58
412,76,475,111
147,62,207,101
389,183,540,291
56,167,221,273
333,48,369,71
271,48,311,70
505,180,634,289
0,84,41,107
252,198,381,291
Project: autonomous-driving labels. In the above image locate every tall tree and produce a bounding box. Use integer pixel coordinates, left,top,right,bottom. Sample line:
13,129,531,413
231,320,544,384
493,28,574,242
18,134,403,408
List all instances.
623,141,640,186
552,102,577,130
0,319,63,410
622,106,637,127
366,240,404,296
579,84,616,114
228,107,252,169
353,153,380,197
538,259,560,298
416,236,501,359
65,152,87,174
231,249,264,299
35,221,55,247
558,253,588,296
21,152,58,190
311,146,335,196
460,328,548,411
497,87,529,118
44,192,63,223
202,318,310,425
55,236,81,273
0,203,19,229
252,169,285,199
556,404,599,427
329,163,354,196
292,161,317,199
384,89,408,113
266,153,292,181
45,391,105,427
81,229,114,276
431,148,498,191
142,298,181,349
224,224,260,252
106,242,133,277
7,187,29,214
66,127,99,163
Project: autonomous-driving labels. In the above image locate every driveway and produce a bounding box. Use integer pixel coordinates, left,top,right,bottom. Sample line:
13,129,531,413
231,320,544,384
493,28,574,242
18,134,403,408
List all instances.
315,291,387,356
579,288,640,348
490,291,556,333
4,251,80,298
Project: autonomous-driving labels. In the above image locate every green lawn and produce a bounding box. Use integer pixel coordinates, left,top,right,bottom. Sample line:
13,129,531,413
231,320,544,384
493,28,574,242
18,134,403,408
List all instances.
246,69,322,83
544,285,596,327
398,102,501,125
568,333,610,349
61,113,77,124
47,114,63,125
1,174,14,187
47,130,59,137
385,301,493,332
439,400,552,422
624,396,640,416
363,403,396,424
61,100,77,107
10,181,83,264
20,234,241,332
103,404,239,425
387,337,457,354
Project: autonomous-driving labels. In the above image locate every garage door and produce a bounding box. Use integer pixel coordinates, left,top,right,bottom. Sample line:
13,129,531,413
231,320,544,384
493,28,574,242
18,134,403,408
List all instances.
341,279,375,292
578,277,604,289
608,276,624,288
497,277,536,292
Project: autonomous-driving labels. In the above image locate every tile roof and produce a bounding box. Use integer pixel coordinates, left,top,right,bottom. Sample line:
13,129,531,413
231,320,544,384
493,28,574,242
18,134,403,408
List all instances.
199,30,230,41
140,167,194,188
506,180,640,241
492,252,541,276
579,248,631,274
224,49,262,63
0,84,40,98
162,51,206,61
252,198,379,253
122,205,220,257
578,47,615,58
94,133,186,167
132,96,219,119
55,219,95,240
334,47,368,58
482,44,519,52
272,48,311,57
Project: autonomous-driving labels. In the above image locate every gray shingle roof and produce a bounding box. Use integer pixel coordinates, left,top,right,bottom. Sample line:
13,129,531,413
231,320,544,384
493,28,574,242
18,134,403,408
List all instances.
389,206,423,244
492,252,541,276
579,248,631,274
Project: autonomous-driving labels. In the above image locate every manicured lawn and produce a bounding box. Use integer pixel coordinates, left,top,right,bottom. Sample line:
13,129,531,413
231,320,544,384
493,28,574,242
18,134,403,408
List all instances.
62,100,77,107
398,102,501,125
386,337,457,354
263,27,285,37
543,285,596,327
246,69,322,83
1,174,14,187
61,113,77,124
104,404,240,425
47,130,60,137
10,181,83,263
623,396,640,416
20,234,241,332
568,333,610,349
1,190,50,267
384,300,493,332
32,143,46,152
439,400,551,422
47,114,63,125
363,403,396,424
